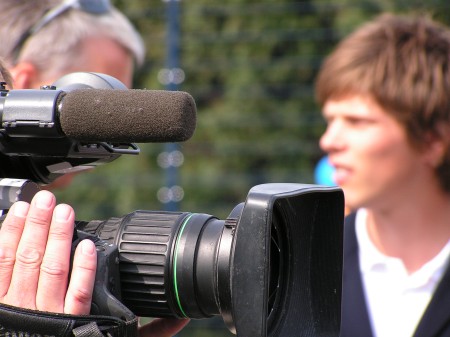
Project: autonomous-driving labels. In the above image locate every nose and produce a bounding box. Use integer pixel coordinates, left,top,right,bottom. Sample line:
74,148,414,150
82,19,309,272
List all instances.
319,120,344,154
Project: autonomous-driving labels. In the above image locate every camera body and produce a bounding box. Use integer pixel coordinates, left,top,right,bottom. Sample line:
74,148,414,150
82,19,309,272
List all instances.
0,73,345,337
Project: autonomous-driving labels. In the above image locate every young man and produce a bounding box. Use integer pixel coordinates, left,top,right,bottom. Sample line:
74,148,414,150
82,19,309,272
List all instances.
317,14,450,337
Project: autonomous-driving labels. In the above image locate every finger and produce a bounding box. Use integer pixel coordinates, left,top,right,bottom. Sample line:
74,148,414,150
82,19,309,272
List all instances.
138,318,190,337
0,202,29,298
64,239,97,315
36,204,75,312
5,190,55,309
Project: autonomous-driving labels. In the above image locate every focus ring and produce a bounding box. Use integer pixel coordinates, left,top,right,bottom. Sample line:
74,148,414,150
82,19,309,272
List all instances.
102,210,187,318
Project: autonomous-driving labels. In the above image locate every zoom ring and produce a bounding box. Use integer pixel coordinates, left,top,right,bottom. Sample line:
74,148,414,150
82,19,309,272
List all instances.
113,210,186,318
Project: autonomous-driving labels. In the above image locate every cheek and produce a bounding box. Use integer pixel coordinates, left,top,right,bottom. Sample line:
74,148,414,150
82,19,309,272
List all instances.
359,135,418,184
343,139,416,209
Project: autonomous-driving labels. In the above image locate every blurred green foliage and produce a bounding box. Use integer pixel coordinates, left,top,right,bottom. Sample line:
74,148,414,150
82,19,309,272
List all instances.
56,0,450,219
54,1,450,335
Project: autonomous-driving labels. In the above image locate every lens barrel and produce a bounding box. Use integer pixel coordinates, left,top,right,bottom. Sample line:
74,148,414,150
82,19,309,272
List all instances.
78,183,344,337
81,210,235,320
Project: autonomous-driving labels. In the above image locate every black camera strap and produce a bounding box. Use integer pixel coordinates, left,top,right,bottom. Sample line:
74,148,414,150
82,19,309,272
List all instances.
0,302,138,336
73,322,105,337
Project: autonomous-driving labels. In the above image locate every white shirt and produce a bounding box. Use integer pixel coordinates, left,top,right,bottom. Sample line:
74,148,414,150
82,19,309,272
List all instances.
355,209,450,337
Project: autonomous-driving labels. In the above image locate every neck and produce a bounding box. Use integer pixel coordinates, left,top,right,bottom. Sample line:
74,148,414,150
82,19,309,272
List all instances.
365,190,450,274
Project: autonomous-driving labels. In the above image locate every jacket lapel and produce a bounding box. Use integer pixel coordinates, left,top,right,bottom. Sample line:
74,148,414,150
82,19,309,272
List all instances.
340,213,374,337
341,213,450,337
413,263,450,337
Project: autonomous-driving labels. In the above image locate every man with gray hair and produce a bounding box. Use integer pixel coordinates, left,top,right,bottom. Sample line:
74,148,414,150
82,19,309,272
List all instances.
1,0,146,190
0,0,144,89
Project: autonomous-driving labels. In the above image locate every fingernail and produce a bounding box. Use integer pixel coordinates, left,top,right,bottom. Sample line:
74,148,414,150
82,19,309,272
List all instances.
54,204,73,221
13,201,29,218
81,240,96,256
35,191,55,210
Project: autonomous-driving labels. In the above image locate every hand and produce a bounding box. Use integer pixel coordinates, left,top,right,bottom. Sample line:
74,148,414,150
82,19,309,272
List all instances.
0,190,97,314
139,318,190,337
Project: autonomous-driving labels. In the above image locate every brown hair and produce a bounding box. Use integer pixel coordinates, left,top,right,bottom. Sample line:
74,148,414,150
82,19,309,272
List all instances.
316,13,450,192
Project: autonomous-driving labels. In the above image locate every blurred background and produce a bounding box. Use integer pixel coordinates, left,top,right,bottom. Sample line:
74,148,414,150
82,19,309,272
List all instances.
54,1,450,336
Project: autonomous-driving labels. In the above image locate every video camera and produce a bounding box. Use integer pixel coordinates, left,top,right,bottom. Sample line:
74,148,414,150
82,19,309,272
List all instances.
0,72,344,337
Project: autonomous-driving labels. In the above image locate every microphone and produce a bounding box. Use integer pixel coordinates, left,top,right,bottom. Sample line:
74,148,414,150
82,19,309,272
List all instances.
0,73,198,184
59,89,197,143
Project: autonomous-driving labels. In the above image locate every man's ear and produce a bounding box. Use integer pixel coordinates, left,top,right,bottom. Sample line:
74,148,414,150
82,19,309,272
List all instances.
423,132,447,168
9,62,38,89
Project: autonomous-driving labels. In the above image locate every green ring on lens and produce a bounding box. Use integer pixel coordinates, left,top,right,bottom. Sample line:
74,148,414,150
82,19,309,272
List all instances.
173,213,195,318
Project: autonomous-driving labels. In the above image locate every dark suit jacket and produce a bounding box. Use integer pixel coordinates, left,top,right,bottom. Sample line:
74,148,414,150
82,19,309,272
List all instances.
340,213,450,337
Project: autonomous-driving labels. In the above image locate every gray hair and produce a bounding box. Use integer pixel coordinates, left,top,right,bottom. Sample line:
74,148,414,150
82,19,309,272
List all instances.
0,58,13,87
0,0,145,78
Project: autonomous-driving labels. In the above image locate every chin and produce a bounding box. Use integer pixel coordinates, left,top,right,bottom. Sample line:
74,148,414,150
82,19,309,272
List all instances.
340,190,365,211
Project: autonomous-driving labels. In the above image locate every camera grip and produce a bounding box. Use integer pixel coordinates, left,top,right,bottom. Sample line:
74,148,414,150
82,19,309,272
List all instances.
72,230,138,336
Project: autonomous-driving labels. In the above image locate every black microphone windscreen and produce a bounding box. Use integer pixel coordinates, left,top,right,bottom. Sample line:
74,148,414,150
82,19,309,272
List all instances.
59,89,197,143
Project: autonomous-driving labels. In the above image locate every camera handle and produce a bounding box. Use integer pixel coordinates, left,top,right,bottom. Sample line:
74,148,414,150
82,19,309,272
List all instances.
72,229,139,335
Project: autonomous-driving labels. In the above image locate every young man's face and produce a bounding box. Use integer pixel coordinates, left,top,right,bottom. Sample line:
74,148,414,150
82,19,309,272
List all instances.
319,94,428,211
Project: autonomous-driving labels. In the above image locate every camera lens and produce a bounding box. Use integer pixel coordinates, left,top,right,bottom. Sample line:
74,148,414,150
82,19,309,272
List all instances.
76,184,344,337
82,210,234,319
